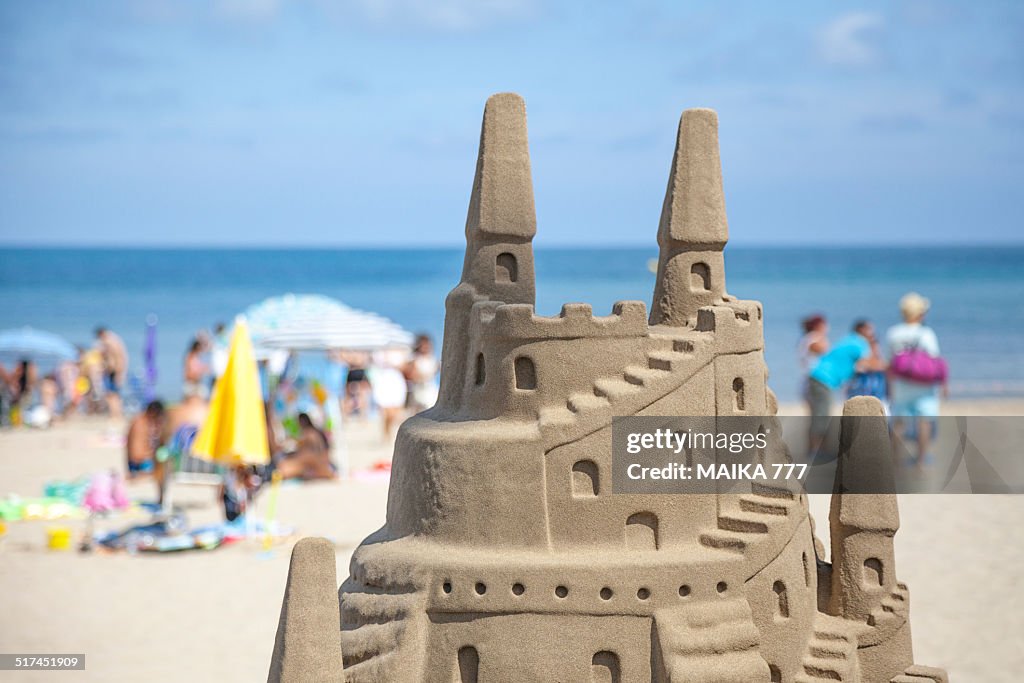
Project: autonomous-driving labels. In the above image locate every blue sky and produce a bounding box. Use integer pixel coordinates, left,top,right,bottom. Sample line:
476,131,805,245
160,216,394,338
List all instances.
0,0,1021,247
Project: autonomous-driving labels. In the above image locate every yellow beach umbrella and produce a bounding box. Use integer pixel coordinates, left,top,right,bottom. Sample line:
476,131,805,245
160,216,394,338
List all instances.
193,318,269,465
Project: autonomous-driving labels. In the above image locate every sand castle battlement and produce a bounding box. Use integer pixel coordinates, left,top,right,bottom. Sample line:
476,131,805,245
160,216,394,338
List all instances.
476,301,650,341
269,94,949,683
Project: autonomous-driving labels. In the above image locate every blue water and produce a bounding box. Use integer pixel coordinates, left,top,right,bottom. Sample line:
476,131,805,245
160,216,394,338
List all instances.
1,247,1022,402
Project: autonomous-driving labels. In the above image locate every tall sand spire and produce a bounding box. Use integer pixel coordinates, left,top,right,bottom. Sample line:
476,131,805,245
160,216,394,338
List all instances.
464,92,537,243
438,93,537,412
650,108,731,326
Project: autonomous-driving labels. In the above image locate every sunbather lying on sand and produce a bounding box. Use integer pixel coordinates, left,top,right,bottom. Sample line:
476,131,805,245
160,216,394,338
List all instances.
275,412,337,480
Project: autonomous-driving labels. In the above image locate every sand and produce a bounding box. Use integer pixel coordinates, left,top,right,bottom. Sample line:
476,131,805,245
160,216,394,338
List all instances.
0,400,1022,682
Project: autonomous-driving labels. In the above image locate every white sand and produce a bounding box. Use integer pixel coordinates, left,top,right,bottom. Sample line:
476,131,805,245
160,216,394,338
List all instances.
1,402,1022,681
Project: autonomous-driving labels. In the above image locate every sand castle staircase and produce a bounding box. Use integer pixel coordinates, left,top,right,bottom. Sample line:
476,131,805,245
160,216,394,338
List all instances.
339,579,428,683
698,481,805,569
536,327,711,450
537,303,760,451
866,581,910,635
653,598,771,681
794,615,860,683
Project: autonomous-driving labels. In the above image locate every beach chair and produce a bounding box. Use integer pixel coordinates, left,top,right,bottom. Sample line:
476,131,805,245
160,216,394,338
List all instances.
159,425,223,513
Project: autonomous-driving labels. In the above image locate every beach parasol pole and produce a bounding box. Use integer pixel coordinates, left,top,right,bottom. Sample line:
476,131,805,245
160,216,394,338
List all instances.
262,471,282,551
192,318,270,535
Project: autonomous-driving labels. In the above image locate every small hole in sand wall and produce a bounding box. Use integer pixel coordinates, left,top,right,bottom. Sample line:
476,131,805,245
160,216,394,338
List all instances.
555,585,568,598
690,262,711,291
773,580,789,618
495,252,517,283
512,583,525,596
636,587,650,600
732,377,745,412
717,581,728,594
474,353,485,386
678,584,690,598
864,558,884,586
474,582,486,595
600,587,613,600
591,651,620,683
458,646,479,683
442,581,452,594
625,512,659,550
514,356,536,390
572,460,599,497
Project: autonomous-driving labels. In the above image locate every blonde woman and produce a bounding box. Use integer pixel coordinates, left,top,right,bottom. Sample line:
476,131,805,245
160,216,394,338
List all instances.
886,292,948,469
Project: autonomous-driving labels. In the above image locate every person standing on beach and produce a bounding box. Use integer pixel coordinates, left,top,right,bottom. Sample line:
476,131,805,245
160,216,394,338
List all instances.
798,314,829,411
371,349,409,443
209,322,229,390
182,338,209,399
805,320,884,455
886,292,947,469
95,326,128,419
404,333,440,413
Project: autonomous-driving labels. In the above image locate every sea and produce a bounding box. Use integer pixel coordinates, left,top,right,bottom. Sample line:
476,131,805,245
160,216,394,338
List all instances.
1,246,1022,403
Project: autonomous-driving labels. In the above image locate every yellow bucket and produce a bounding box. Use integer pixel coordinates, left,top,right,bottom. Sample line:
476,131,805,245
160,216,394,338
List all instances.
47,526,72,551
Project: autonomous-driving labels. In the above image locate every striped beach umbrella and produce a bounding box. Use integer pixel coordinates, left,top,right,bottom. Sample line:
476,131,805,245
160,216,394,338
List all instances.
243,294,413,352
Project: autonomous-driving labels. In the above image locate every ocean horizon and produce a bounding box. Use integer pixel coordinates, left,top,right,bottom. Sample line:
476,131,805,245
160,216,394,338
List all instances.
2,245,1022,403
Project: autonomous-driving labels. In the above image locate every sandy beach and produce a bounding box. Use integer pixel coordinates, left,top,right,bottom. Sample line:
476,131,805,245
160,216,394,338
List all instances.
1,400,1022,682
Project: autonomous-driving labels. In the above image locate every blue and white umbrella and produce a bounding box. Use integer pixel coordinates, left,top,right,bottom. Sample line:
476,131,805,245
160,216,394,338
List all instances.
243,294,413,352
0,327,78,367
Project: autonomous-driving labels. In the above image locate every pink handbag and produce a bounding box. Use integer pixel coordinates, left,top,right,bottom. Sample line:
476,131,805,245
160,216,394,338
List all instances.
890,346,947,384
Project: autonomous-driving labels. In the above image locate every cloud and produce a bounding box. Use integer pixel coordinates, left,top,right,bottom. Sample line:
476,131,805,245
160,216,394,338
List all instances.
816,11,886,69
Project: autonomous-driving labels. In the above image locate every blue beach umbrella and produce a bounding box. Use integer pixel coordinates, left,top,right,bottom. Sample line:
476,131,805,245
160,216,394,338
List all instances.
0,327,77,368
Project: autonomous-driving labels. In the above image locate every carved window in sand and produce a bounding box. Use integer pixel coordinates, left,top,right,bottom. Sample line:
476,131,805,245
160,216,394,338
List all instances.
773,580,789,619
690,262,711,291
458,646,479,682
864,557,884,586
572,460,599,497
474,353,485,386
625,512,659,550
732,377,745,412
496,252,518,283
591,651,621,683
514,356,536,390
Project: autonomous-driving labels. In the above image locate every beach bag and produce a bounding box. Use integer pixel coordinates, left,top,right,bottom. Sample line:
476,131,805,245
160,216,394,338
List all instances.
890,345,947,384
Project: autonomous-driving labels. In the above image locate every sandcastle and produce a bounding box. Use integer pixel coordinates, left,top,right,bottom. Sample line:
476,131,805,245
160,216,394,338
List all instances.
269,94,948,683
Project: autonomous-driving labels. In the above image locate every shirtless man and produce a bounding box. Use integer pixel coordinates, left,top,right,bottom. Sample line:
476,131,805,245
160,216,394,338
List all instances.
126,400,165,479
95,327,128,419
155,392,208,507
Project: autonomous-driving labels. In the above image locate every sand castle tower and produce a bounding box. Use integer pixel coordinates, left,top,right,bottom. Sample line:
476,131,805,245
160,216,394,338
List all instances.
269,94,948,683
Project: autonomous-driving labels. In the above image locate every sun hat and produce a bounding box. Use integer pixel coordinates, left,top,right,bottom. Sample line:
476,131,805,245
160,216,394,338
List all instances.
899,292,930,320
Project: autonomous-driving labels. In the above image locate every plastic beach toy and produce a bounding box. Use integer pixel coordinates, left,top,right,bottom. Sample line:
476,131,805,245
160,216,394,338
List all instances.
47,526,72,550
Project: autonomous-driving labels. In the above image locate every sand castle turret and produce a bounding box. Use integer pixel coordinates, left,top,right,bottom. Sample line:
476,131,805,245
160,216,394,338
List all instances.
828,398,915,682
650,109,731,327
437,93,537,414
268,94,948,683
